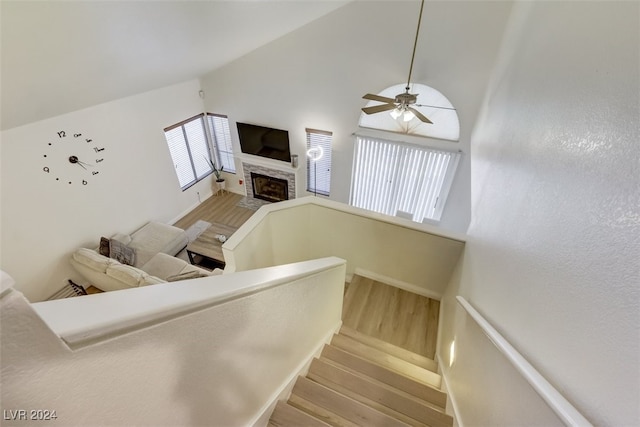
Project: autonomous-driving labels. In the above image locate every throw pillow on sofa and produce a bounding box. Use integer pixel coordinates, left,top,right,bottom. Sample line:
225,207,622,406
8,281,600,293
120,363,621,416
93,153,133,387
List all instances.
99,237,110,257
109,239,136,266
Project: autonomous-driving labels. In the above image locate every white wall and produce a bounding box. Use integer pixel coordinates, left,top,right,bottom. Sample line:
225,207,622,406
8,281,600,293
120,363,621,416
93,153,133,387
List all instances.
1,259,345,426
439,2,639,425
0,80,213,302
225,198,465,299
200,1,513,234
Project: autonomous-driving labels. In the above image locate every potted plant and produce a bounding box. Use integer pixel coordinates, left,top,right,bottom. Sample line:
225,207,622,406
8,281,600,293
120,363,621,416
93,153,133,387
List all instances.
205,156,225,193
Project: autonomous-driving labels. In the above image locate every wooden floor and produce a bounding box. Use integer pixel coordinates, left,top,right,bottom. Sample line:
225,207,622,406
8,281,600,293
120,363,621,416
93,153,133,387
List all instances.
343,275,439,359
167,194,440,360
173,192,256,230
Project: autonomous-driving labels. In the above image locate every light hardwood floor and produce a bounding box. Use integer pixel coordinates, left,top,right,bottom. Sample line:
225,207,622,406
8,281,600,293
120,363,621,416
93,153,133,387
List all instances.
138,193,440,359
173,192,256,230
343,275,439,359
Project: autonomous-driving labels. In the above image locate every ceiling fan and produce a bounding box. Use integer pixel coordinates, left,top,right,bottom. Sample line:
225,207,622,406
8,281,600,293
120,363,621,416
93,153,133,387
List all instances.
361,0,438,124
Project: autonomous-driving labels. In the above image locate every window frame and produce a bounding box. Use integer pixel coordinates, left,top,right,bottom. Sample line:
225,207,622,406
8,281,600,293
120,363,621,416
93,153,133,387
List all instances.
164,113,214,191
349,135,461,222
163,113,235,191
306,128,332,196
206,113,236,174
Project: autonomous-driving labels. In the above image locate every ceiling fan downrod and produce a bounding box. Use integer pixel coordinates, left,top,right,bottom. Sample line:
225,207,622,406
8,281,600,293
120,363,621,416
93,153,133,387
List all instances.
405,0,425,92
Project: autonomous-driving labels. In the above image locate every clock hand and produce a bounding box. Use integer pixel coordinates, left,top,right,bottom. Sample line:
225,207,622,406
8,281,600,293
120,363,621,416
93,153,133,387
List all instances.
68,156,93,169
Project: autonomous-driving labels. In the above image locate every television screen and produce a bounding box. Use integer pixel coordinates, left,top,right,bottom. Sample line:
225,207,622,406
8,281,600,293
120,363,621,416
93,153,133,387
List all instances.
236,122,291,162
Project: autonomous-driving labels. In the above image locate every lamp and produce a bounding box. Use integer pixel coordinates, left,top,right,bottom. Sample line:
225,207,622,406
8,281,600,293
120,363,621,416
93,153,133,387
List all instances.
390,108,402,120
306,147,323,197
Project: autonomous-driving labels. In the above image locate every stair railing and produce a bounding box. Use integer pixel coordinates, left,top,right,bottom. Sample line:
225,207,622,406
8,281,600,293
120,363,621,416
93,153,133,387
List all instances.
456,296,593,427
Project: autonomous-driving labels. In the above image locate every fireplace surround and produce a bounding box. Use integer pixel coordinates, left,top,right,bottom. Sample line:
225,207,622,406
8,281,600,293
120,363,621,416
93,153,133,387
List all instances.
242,162,296,203
251,173,289,202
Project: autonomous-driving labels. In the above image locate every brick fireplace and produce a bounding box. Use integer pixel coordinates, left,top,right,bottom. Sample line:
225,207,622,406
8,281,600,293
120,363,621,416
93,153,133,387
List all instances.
242,162,296,203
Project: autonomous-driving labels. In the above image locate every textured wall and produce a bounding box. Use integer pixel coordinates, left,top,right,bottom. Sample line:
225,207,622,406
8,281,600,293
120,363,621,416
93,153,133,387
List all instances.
1,261,345,426
439,2,639,425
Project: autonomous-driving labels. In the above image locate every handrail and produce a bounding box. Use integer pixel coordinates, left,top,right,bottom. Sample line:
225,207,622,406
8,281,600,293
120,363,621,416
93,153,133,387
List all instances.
456,296,593,427
32,257,345,348
456,295,593,426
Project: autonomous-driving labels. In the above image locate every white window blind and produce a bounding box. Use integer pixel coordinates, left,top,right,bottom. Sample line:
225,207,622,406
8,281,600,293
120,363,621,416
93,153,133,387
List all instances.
207,113,236,173
184,118,211,180
164,113,236,190
164,114,214,190
306,128,332,196
350,136,461,222
165,126,194,189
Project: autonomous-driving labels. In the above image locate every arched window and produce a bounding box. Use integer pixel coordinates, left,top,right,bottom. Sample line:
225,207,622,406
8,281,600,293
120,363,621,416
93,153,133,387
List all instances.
359,83,459,142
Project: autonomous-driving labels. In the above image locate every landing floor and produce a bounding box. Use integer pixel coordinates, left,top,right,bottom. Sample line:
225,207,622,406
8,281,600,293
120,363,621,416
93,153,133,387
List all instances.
343,275,439,359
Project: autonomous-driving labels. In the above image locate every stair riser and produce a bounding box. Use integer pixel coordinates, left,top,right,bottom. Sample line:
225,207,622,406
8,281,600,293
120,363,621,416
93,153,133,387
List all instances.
289,394,359,427
292,376,410,427
331,334,442,389
269,401,330,427
310,358,453,427
339,326,438,372
321,344,447,408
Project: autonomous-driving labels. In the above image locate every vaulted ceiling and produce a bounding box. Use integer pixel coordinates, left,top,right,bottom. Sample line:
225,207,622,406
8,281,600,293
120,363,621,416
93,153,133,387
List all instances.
0,1,350,130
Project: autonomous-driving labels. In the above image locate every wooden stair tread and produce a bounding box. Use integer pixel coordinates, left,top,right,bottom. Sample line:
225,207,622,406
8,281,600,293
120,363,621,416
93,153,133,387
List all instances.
321,344,447,409
291,376,410,427
339,326,438,372
309,358,453,427
289,394,360,427
331,333,442,389
269,401,330,427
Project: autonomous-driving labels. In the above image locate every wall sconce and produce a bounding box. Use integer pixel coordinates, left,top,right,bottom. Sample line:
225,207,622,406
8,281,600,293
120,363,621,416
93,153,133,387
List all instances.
449,339,456,367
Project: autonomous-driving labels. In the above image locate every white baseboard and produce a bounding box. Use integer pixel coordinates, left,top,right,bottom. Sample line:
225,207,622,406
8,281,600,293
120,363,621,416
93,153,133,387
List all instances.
437,353,463,427
353,268,443,301
250,321,342,427
168,192,213,226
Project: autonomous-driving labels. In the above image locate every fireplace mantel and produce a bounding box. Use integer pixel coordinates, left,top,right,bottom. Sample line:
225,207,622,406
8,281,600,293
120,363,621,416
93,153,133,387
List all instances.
238,154,298,173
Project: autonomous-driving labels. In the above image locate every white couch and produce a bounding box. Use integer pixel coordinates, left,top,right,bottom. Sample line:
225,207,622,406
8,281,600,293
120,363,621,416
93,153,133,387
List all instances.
70,222,220,292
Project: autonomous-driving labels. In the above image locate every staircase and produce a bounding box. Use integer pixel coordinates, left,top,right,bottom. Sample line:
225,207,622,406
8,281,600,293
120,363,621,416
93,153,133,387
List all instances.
269,325,453,427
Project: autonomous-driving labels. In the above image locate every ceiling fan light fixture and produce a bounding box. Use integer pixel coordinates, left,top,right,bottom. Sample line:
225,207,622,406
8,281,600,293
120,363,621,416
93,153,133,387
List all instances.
403,110,415,122
361,0,435,126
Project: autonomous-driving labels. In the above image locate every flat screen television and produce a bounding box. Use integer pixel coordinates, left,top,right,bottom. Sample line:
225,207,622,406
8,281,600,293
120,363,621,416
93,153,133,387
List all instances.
236,122,291,162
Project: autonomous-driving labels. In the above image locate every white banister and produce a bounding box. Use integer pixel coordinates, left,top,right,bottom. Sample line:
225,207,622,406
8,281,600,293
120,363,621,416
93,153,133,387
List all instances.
33,257,345,348
456,296,593,427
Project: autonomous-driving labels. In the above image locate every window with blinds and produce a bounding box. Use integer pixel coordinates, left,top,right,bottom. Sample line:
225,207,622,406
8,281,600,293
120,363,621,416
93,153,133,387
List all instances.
207,113,236,173
306,128,332,196
350,136,461,222
163,113,235,190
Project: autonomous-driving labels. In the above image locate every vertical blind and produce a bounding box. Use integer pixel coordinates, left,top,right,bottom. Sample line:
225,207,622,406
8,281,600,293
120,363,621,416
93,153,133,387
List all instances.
350,136,461,222
306,128,332,196
207,113,236,173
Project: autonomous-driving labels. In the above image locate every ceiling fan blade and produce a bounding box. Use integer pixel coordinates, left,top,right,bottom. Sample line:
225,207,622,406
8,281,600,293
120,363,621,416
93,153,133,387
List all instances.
363,93,396,104
407,106,433,124
414,103,456,111
362,103,397,115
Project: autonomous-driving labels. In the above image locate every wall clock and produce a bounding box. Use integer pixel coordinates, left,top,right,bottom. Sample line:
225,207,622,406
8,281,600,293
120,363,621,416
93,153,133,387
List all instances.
43,130,105,185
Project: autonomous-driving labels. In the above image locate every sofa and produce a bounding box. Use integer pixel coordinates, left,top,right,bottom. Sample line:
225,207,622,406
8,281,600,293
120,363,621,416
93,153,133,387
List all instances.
70,221,220,292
